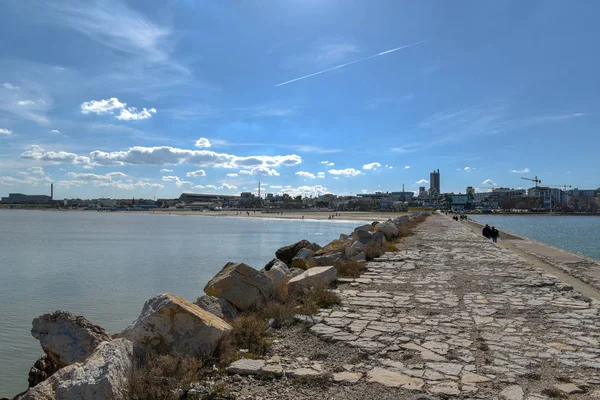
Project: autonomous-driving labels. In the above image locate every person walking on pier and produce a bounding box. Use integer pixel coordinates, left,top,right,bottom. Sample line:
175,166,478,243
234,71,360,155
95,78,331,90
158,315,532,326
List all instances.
491,226,499,243
482,224,491,239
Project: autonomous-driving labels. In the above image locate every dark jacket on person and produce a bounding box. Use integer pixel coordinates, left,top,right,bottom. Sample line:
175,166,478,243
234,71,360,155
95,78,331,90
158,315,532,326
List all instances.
491,228,499,239
482,225,491,238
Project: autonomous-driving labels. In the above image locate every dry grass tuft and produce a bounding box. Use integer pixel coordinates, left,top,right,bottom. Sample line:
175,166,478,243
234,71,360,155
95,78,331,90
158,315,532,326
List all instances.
363,242,385,261
335,259,367,278
219,313,270,365
128,354,205,400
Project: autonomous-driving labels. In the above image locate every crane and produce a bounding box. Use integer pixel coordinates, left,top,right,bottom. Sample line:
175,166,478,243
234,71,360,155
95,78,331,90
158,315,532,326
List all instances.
521,176,541,188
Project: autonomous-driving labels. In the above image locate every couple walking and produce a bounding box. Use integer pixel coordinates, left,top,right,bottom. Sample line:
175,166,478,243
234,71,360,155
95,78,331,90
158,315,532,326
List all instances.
482,224,499,243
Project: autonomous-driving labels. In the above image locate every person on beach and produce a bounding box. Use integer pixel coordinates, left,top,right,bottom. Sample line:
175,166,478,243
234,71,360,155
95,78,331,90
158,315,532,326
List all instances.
491,227,499,243
482,224,491,239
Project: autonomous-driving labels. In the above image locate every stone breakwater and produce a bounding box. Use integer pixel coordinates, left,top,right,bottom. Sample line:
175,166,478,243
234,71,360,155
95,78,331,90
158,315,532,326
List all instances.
8,215,415,399
12,213,600,399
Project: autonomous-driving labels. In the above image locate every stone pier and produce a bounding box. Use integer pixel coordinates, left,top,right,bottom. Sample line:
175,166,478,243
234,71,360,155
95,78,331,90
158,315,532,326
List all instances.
226,214,600,399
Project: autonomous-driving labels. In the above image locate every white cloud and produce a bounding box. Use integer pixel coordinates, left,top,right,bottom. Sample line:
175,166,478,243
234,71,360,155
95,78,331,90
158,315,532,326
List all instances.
361,189,368,194
458,166,475,172
482,179,497,186
220,183,237,190
320,161,335,166
67,172,126,181
3,82,19,90
0,128,12,136
96,181,164,190
510,168,530,174
161,175,191,187
21,145,91,164
17,100,37,106
81,97,156,121
195,138,211,148
296,171,316,179
186,170,207,177
239,170,252,176
404,166,410,169
26,167,46,176
1,167,52,186
21,145,302,169
317,172,325,178
416,179,428,184
333,177,340,180
279,185,329,197
205,184,217,189
51,129,60,134
328,168,362,177
160,168,173,173
116,107,156,121
363,162,381,170
269,185,283,189
226,173,238,177
54,180,88,189
81,97,126,114
250,167,280,176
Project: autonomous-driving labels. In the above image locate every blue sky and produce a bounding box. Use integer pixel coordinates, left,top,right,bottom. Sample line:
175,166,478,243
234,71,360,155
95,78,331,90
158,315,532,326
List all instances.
0,0,598,199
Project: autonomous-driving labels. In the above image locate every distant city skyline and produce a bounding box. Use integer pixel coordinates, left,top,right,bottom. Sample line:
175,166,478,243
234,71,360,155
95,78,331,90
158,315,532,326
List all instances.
0,1,598,199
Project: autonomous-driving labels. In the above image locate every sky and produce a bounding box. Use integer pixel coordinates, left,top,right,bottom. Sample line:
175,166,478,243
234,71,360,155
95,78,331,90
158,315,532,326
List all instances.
0,0,598,200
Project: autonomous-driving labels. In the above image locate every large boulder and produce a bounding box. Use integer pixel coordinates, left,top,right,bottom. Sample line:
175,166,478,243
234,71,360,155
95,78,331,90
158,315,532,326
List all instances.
21,339,133,400
395,216,410,226
287,266,337,295
195,295,241,321
314,239,348,256
120,293,232,359
204,262,273,310
31,311,112,368
55,338,133,400
275,240,311,264
375,221,400,241
291,248,315,270
313,253,344,266
354,230,385,246
263,261,290,295
345,241,366,258
28,355,61,388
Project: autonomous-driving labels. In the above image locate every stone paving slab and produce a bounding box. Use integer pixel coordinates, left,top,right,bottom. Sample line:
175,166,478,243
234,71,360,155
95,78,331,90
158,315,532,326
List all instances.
308,215,600,398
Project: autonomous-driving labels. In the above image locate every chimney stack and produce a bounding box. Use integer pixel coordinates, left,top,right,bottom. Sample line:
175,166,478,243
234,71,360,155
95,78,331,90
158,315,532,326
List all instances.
51,183,54,201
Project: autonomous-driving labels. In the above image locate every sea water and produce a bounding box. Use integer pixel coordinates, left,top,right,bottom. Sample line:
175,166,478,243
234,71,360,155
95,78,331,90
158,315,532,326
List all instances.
0,210,358,396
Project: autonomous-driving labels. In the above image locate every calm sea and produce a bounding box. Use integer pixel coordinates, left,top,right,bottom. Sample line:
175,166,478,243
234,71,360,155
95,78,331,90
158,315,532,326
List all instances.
0,210,359,396
472,215,600,261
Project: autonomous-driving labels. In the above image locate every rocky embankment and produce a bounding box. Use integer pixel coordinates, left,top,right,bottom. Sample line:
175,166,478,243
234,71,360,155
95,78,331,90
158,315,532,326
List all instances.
8,216,416,400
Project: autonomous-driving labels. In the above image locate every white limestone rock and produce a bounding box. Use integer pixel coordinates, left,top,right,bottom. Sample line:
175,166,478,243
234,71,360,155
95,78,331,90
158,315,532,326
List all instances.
120,293,232,358
287,266,337,295
31,311,112,367
195,295,241,321
204,262,273,310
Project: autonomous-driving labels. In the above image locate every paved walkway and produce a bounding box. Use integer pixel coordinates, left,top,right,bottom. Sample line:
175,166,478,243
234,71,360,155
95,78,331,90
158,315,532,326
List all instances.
309,214,600,398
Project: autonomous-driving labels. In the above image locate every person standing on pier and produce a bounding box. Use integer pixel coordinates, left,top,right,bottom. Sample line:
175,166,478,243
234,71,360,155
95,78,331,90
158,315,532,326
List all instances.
482,224,491,239
491,227,499,243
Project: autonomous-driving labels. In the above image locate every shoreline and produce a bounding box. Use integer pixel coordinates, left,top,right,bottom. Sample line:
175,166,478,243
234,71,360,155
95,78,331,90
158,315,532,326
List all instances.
0,208,408,223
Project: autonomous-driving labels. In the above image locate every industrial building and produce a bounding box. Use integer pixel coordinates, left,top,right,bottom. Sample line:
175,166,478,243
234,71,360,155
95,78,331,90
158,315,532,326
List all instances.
1,193,52,204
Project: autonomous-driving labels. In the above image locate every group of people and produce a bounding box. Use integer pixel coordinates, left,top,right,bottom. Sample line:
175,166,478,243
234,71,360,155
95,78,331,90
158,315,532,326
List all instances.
482,224,500,243
452,215,468,221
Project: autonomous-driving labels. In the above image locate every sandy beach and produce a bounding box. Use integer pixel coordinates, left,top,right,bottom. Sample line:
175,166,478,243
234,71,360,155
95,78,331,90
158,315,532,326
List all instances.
119,209,409,222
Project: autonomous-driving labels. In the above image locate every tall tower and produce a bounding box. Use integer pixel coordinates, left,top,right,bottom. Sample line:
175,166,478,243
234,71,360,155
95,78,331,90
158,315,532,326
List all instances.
258,181,261,198
430,169,440,196
50,183,54,201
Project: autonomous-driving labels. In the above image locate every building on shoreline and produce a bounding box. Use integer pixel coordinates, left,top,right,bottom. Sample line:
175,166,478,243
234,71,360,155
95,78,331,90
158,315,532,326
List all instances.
1,193,52,204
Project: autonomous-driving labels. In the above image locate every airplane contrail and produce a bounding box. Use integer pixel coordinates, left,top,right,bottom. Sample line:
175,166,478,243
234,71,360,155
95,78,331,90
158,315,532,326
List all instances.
275,40,426,87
